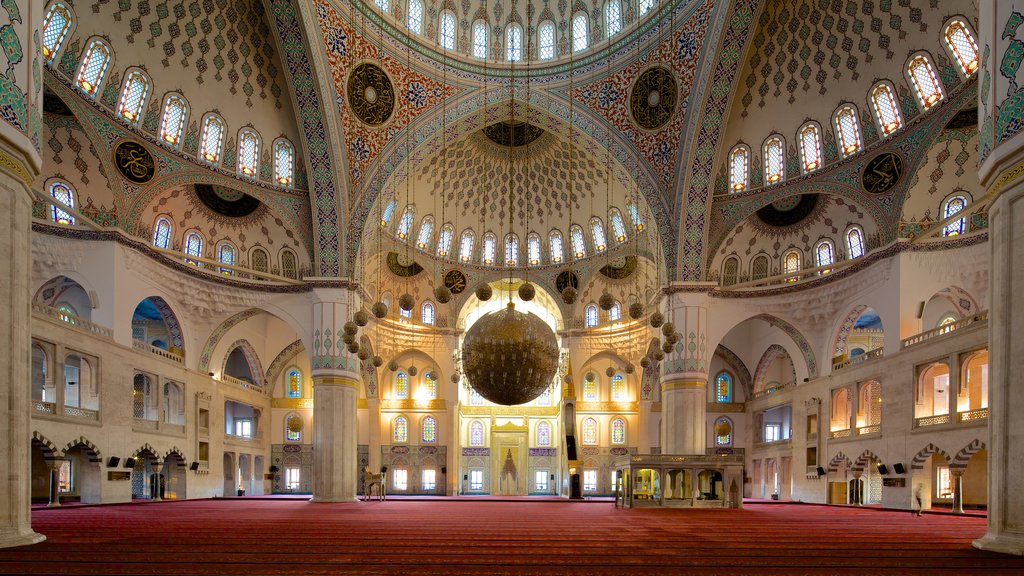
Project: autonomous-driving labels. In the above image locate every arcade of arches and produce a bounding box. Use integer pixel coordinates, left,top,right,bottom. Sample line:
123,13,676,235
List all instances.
1,0,1024,560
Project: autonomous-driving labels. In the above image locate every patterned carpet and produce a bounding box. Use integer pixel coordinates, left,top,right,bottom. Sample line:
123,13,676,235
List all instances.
0,500,1020,575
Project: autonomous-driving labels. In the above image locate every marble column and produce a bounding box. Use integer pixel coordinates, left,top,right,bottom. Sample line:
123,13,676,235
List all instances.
47,462,61,508
659,299,709,455
952,471,964,514
150,459,163,502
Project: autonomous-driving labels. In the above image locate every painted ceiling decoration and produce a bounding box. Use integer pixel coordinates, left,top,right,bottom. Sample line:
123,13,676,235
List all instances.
195,184,262,218
386,252,424,277
482,121,545,148
347,63,397,126
630,67,678,130
599,255,638,280
112,140,156,185
42,88,73,116
755,194,819,228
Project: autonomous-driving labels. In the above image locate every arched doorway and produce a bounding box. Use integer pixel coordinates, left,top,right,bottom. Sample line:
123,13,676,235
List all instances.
63,442,102,504
223,452,235,496
130,448,159,499
163,451,187,500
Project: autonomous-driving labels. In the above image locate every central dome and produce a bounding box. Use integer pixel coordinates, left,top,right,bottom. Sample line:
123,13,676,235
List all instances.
461,303,559,405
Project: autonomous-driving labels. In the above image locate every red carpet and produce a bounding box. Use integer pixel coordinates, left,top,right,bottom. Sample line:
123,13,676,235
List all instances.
0,500,1020,575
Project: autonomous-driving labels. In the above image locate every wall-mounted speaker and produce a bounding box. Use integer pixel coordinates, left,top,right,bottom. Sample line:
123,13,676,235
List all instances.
463,474,468,481
124,457,136,468
440,466,447,475
877,463,889,475
189,461,200,471
893,463,906,475
107,457,120,468
816,466,826,477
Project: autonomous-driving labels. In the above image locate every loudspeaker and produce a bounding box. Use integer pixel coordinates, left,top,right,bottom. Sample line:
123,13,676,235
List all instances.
107,457,120,468
550,473,555,480
816,466,826,477
124,457,136,468
441,466,447,475
463,474,468,481
877,463,889,475
190,461,200,471
269,465,280,473
566,435,578,460
893,463,906,475
381,466,388,474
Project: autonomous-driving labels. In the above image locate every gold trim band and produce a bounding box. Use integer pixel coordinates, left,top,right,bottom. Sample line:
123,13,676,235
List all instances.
662,379,706,392
989,158,1024,197
313,375,361,389
0,148,33,187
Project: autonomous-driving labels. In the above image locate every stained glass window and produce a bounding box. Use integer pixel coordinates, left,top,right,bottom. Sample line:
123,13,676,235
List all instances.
57,304,77,322
507,24,523,62
437,224,454,257
375,0,389,12
590,218,607,253
408,0,423,34
285,414,301,442
76,39,111,97
639,0,654,15
251,248,268,273
287,369,301,398
730,146,749,192
274,139,294,186
218,243,236,275
459,230,475,262
835,106,861,157
281,250,298,279
751,254,769,283
609,209,627,243
473,20,488,59
571,225,587,259
628,203,644,231
583,375,597,400
527,233,541,266
609,302,621,322
425,372,438,398
816,240,834,274
784,250,801,282
764,137,784,184
585,305,599,328
421,301,434,325
200,115,226,164
397,206,414,239
943,196,967,236
611,418,626,444
237,129,260,179
50,181,75,225
153,217,172,249
722,257,739,286
505,234,519,266
945,20,979,76
908,55,943,109
612,374,625,400
395,372,409,398
572,14,588,52
549,230,564,263
160,94,187,147
847,227,865,259
537,421,551,447
799,124,822,173
481,232,496,265
871,83,902,136
118,70,150,124
606,0,621,37
381,200,396,227
184,232,203,264
422,416,437,443
715,417,732,446
715,372,732,402
416,216,434,250
539,21,555,60
393,416,408,443
440,11,456,50
582,417,598,445
469,420,484,446
42,3,73,63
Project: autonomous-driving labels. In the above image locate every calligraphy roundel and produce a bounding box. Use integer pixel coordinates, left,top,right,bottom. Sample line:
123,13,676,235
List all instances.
630,67,677,130
347,63,395,126
113,140,156,184
861,152,904,195
444,269,467,295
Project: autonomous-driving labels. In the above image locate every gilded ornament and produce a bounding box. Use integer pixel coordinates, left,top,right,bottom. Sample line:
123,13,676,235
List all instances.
599,292,615,311
343,321,358,335
387,359,399,372
714,419,733,437
652,350,665,362
475,284,493,301
518,282,536,302
287,416,304,433
861,152,904,195
408,365,418,377
561,286,577,305
625,363,636,374
113,140,156,184
585,372,596,382
434,285,452,304
650,312,664,328
630,67,677,130
354,309,370,327
372,355,384,368
347,342,360,354
629,302,645,320
398,293,415,312
342,332,356,345
347,63,396,126
605,367,615,377
450,373,461,384
357,349,370,361
662,322,676,336
639,357,651,368
372,301,388,318
444,269,468,294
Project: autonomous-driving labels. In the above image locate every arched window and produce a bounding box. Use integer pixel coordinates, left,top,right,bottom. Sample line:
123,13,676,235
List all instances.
469,389,484,405
581,417,598,445
714,416,733,446
76,38,112,97
217,242,236,275
783,249,801,282
152,217,172,249
407,0,423,34
815,240,834,274
583,374,598,401
184,231,203,264
420,415,437,443
375,0,389,12
200,114,226,165
715,372,732,402
439,11,456,50
281,250,298,279
572,13,588,52
393,415,408,443
395,371,409,399
570,225,587,259
751,254,769,283
472,20,488,59
763,136,785,185
835,106,862,157
380,200,397,227
42,3,74,63
506,24,523,62
424,372,438,399
459,230,475,262
527,233,542,266
611,374,626,400
943,195,967,236
606,0,622,37
870,83,902,136
915,363,950,419
945,19,979,76
639,0,655,15
628,203,644,231
505,233,519,267
118,69,150,124
396,205,414,239
907,54,943,109
538,21,555,60
287,368,301,398
469,420,485,446
611,418,626,445
722,256,739,286
57,303,77,323
847,227,865,259
285,414,301,442
609,209,627,243
274,139,294,187
159,94,188,147
798,123,822,173
49,181,75,225
436,224,454,257
537,421,551,447
548,230,564,264
729,145,749,192
609,301,622,323
416,215,435,250
590,218,607,253
585,304,599,328
251,248,268,273
481,232,496,265
237,128,260,179
421,301,435,325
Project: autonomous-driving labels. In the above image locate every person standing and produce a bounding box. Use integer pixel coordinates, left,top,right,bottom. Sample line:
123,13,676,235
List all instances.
914,484,924,517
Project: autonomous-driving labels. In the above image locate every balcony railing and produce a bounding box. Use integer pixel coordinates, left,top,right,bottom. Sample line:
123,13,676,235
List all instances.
752,381,796,400
914,414,951,428
32,302,113,338
32,401,55,415
225,432,263,443
219,373,265,393
133,418,158,430
857,424,881,435
132,340,185,365
63,406,99,422
901,311,989,349
753,438,791,449
829,429,852,439
832,348,884,372
958,408,989,423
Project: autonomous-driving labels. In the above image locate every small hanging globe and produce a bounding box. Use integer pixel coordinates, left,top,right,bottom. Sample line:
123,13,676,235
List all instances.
353,309,370,327
666,332,680,345
372,355,384,368
599,292,615,311
605,366,615,377
585,372,596,382
357,349,370,361
343,321,358,336
434,285,452,304
518,282,536,302
399,293,415,312
372,301,388,318
714,419,733,438
450,373,460,384
563,374,573,385
625,363,636,374
475,283,493,301
653,349,666,362
347,342,360,354
287,416,304,433
639,357,651,369
629,302,645,320
387,359,399,372
662,322,676,336
408,365,418,377
342,332,356,345
650,312,664,328
561,286,577,305
662,341,674,354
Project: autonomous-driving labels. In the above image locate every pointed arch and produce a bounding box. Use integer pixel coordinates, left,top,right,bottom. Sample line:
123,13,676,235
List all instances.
32,431,60,462
828,451,852,473
61,436,102,464
198,309,264,372
851,449,881,474
910,443,952,470
951,439,986,472
832,305,870,357
714,344,752,400
135,296,186,352
163,446,187,462
750,314,818,378
264,339,306,391
752,344,795,395
130,443,158,459
220,339,266,389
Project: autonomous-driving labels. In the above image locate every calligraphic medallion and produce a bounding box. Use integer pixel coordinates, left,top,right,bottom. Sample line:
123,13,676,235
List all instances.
444,269,467,295
861,152,904,194
113,140,156,184
630,67,677,130
347,63,395,126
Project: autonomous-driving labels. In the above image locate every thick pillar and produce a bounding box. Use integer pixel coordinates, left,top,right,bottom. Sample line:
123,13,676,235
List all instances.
659,300,708,455
952,471,964,514
150,459,163,502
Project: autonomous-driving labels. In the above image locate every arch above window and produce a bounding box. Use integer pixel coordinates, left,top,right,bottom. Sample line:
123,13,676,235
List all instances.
506,24,523,62
280,249,298,279
870,82,902,136
548,230,564,264
783,249,801,283
721,256,739,287
481,232,497,265
472,20,488,59
273,138,294,187
527,233,542,266
505,233,519,267
834,105,862,158
846,226,865,259
581,417,598,445
572,13,588,52
421,301,435,326
570,225,587,259
536,421,552,447
118,69,151,124
217,242,236,275
184,231,204,265
815,239,834,275
42,3,74,63
237,128,260,179
611,418,626,445
585,304,599,328
152,217,173,250
798,123,822,174
285,413,302,442
714,416,733,446
469,420,485,446
286,368,302,398
763,136,785,185
439,11,457,50
200,114,226,165
49,180,76,225
538,21,555,60
395,371,409,399
942,195,968,236
396,205,415,239
76,38,112,97
159,93,188,148
407,0,423,34
944,19,979,76
714,372,732,403
392,415,408,443
416,215,435,251
421,415,437,443
590,218,607,253
605,0,622,38
729,145,749,192
437,224,455,258
907,53,944,110
459,229,475,262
